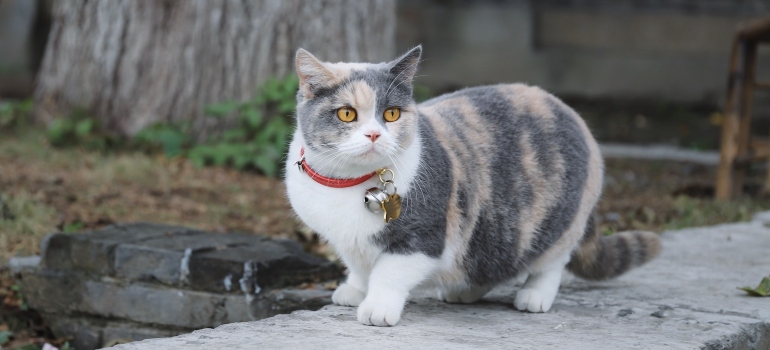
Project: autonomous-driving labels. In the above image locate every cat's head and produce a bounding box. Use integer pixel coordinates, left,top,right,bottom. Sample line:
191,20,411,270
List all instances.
294,46,422,176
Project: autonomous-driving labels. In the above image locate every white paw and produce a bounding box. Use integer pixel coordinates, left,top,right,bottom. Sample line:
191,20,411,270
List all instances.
332,283,365,307
356,294,405,326
514,288,555,313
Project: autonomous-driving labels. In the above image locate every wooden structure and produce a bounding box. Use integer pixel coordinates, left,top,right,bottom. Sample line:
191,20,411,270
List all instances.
716,16,770,199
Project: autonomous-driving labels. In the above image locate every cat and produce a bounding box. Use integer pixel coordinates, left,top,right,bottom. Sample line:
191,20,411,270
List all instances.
285,45,660,327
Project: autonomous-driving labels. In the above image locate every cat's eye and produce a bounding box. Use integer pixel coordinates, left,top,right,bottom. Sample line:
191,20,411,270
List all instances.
383,107,401,122
337,107,357,122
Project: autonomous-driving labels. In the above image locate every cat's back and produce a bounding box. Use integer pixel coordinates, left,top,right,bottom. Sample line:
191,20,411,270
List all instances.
419,84,577,130
416,83,597,160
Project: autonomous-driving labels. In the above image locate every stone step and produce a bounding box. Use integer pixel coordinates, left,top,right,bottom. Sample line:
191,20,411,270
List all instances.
21,268,331,329
112,217,770,350
41,223,340,293
15,223,343,350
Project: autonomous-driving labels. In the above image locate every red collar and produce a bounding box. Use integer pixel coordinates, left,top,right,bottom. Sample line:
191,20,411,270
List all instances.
297,147,377,188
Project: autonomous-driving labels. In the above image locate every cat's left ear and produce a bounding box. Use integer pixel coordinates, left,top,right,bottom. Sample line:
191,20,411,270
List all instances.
388,45,422,85
296,48,337,99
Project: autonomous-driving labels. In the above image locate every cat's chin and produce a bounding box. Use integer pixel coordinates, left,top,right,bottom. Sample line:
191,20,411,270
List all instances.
342,153,392,174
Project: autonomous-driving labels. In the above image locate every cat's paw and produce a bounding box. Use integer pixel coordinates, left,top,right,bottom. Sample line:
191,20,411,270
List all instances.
514,288,555,313
332,283,366,307
356,294,405,326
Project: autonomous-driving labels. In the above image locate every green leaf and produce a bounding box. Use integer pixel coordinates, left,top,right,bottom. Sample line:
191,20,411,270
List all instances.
16,99,33,113
738,276,770,297
188,146,213,167
210,144,231,166
243,108,262,129
232,153,251,170
277,100,296,114
64,221,84,233
75,118,95,137
0,330,13,344
204,101,240,117
254,154,277,177
158,129,186,157
0,102,12,113
47,119,70,145
221,129,247,142
282,75,299,94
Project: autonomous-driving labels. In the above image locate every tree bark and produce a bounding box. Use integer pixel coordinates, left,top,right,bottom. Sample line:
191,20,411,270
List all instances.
34,0,395,139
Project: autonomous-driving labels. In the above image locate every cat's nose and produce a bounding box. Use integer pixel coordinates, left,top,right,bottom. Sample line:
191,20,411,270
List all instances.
364,131,380,143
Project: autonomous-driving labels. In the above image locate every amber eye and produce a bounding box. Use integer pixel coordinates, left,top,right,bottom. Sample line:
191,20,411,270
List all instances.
383,107,401,122
337,107,357,122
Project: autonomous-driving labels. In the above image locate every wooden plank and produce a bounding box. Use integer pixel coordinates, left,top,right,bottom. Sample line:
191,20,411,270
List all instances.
716,38,746,200
755,81,770,90
739,16,770,42
750,138,770,151
733,41,758,197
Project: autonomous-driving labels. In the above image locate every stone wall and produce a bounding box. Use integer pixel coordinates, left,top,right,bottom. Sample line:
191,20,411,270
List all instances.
397,0,770,110
14,223,341,350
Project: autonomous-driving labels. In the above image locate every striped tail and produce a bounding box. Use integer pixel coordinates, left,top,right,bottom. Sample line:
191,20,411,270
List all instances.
567,216,661,280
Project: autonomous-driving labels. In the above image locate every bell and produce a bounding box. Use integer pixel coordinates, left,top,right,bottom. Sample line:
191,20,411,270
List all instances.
364,187,388,213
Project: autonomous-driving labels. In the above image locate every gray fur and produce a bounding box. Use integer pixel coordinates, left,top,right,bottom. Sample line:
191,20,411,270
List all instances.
373,117,450,257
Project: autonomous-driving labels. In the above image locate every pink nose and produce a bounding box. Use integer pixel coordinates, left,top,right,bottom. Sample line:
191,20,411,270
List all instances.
365,131,380,142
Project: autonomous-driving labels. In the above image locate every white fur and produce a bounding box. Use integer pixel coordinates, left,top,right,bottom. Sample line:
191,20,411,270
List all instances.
514,252,571,313
357,253,438,326
286,120,437,326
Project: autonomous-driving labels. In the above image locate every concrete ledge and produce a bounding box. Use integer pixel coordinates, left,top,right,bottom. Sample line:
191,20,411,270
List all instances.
114,219,770,349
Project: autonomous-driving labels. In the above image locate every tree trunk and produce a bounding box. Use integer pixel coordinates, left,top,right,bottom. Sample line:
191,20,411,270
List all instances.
34,0,395,139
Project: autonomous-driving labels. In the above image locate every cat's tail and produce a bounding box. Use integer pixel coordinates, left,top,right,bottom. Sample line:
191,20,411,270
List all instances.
566,216,661,280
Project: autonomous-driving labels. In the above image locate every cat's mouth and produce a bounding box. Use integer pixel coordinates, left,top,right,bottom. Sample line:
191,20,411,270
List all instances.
359,147,380,157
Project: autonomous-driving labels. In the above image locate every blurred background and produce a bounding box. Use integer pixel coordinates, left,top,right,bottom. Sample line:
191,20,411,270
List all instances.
0,0,769,348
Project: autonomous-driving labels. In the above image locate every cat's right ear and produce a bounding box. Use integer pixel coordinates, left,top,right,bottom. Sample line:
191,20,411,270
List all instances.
296,49,336,99
388,45,422,85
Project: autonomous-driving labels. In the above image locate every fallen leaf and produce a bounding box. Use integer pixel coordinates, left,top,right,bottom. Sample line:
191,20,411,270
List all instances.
0,330,13,345
738,276,770,297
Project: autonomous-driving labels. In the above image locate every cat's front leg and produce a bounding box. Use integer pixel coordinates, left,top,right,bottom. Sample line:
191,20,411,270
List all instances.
357,253,438,326
332,267,367,307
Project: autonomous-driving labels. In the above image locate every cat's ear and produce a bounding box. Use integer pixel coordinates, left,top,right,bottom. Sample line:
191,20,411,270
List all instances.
296,49,336,99
388,45,422,85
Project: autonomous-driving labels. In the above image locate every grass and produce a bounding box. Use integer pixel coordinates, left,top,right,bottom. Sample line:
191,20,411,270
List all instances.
0,191,58,259
598,158,770,234
666,196,760,229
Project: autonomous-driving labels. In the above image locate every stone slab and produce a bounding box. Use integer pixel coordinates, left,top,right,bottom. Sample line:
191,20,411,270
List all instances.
41,223,199,275
20,269,333,329
44,314,186,350
113,219,770,350
43,222,340,292
188,239,340,293
113,232,263,286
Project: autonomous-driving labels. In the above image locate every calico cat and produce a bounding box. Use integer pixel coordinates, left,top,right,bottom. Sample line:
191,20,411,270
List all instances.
285,46,660,327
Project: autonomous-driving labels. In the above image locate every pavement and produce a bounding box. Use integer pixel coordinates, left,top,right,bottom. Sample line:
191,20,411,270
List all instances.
112,213,770,350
